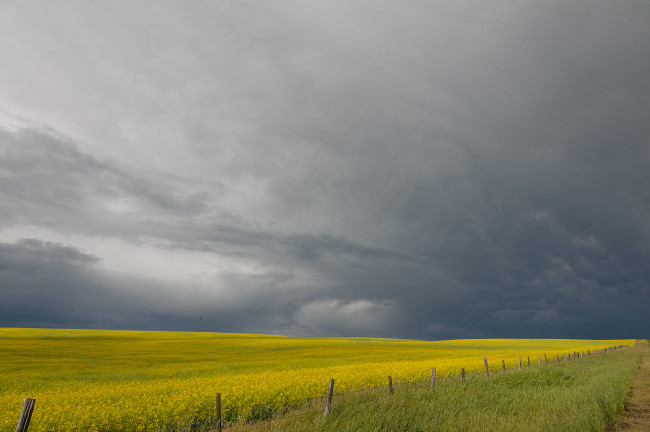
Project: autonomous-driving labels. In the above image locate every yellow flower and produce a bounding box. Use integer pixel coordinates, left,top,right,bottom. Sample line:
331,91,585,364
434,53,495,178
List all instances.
0,328,635,431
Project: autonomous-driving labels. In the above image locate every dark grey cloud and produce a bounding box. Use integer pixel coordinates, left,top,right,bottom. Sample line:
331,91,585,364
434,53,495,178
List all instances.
0,239,286,333
1,0,649,339
0,239,128,329
0,125,410,266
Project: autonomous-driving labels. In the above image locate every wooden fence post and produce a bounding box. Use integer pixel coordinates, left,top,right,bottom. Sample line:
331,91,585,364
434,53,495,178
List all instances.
324,379,334,417
557,354,560,363
544,354,548,365
461,368,465,382
518,357,522,370
431,367,436,391
215,393,221,432
538,355,541,365
388,376,393,394
528,357,530,367
484,358,489,378
502,360,506,372
15,398,35,432
563,353,566,361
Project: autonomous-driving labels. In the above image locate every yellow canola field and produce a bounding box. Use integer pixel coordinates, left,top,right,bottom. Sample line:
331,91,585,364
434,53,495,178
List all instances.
0,328,634,431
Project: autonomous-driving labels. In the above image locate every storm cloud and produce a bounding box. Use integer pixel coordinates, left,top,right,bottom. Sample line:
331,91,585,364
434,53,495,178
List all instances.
1,0,649,339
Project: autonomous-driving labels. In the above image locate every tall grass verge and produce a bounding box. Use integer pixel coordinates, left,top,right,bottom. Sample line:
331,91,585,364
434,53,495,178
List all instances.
226,348,641,432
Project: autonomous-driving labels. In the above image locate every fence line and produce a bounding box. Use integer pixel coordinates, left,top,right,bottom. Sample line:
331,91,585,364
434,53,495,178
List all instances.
15,343,637,432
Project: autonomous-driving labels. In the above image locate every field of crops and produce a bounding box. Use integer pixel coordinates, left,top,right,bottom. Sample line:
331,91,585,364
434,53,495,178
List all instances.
0,328,634,431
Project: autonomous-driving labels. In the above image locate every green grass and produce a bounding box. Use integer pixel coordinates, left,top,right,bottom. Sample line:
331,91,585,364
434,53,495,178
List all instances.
228,347,642,432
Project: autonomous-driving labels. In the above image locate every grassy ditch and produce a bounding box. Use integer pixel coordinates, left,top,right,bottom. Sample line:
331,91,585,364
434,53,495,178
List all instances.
225,347,642,432
606,343,650,431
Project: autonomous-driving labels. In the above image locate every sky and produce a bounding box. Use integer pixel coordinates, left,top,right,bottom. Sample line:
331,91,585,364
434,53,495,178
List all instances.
1,0,649,340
